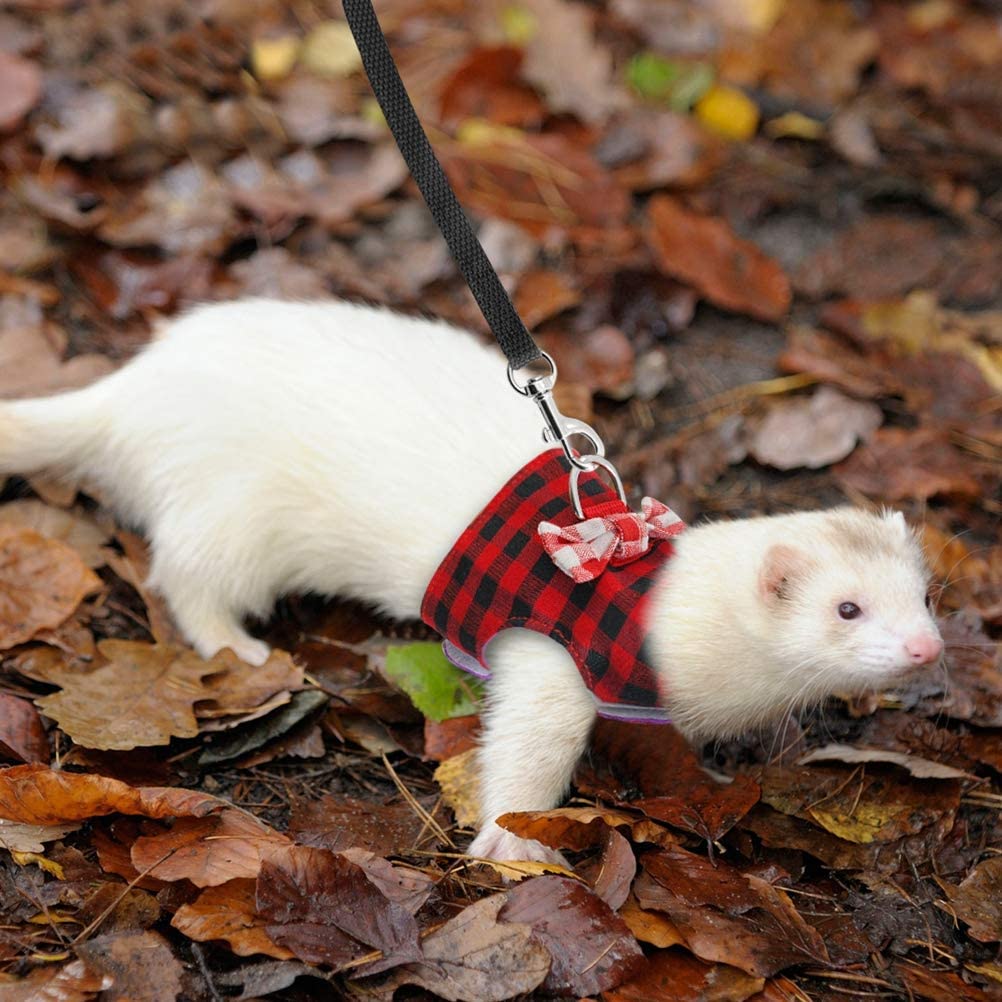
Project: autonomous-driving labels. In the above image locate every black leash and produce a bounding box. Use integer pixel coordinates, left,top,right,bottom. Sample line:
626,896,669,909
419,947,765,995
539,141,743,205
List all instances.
341,0,540,371
342,0,627,508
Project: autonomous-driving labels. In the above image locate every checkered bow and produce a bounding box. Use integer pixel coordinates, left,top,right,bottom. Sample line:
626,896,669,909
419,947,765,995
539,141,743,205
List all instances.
538,496,684,584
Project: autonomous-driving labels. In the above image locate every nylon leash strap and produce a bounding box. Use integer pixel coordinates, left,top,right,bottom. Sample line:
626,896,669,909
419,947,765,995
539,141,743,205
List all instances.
341,0,622,502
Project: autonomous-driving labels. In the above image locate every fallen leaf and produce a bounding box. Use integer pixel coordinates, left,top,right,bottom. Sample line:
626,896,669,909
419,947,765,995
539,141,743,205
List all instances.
696,83,760,140
289,794,429,855
0,499,109,568
424,714,480,761
500,875,644,996
748,386,882,470
439,46,545,129
251,35,301,82
435,748,481,828
618,895,685,948
604,948,766,1002
636,846,829,977
0,693,49,764
0,762,231,825
0,52,42,131
75,930,183,1002
35,641,227,750
759,763,960,844
172,879,294,959
0,528,102,650
513,269,580,329
383,642,483,722
835,427,984,502
797,744,972,780
338,848,434,915
536,324,635,399
198,689,328,764
646,195,790,321
941,856,1002,943
0,958,112,1001
131,809,290,886
35,83,146,160
214,961,328,1000
0,318,114,396
592,828,637,911
0,817,80,853
518,0,628,125
257,844,421,969
195,649,303,718
499,805,674,851
299,21,361,78
372,893,550,1001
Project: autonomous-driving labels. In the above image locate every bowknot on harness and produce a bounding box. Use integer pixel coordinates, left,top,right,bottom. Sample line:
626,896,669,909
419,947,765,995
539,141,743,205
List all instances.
538,496,684,584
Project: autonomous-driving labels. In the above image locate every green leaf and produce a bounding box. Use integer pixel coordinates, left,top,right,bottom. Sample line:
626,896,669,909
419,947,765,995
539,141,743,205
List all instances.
626,52,715,111
383,643,484,722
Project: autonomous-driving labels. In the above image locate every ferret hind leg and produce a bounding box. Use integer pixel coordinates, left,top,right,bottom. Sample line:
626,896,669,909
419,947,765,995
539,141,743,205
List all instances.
468,627,596,865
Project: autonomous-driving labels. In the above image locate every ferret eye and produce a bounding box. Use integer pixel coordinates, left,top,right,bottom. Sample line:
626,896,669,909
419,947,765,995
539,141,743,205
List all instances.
838,602,862,620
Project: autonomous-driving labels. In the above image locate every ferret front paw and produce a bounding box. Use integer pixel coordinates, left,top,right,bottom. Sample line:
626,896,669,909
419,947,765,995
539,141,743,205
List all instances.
467,822,569,867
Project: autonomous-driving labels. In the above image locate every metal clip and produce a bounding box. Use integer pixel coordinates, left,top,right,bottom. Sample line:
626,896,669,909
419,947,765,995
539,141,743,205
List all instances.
507,352,605,471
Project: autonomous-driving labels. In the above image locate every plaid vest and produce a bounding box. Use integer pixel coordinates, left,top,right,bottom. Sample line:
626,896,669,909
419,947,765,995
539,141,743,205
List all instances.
420,449,683,723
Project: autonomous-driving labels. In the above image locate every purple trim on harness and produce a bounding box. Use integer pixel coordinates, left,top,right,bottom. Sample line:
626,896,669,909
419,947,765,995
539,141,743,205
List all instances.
442,640,492,679
441,640,672,725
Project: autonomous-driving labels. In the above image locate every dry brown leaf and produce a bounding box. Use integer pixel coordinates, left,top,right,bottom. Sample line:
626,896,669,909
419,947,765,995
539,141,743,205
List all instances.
941,857,1002,943
835,427,984,502
604,947,766,1002
35,641,227,750
131,809,290,886
636,846,829,977
519,0,628,125
618,895,686,948
646,195,790,322
0,958,112,1001
0,52,42,132
797,744,972,780
0,322,114,399
75,930,183,1002
0,762,230,825
0,499,109,568
513,269,580,329
289,794,429,856
0,817,81,853
195,648,303,718
0,692,49,764
104,529,183,646
374,893,550,1001
748,386,882,470
0,527,102,650
499,875,644,996
172,879,295,959
499,805,674,851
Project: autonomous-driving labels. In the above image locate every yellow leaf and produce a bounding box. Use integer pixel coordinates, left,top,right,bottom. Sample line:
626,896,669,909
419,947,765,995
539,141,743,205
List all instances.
474,858,580,881
456,118,523,147
766,110,825,140
434,748,481,828
251,36,301,82
695,84,760,140
28,910,78,925
11,850,65,878
501,4,537,46
300,21,361,78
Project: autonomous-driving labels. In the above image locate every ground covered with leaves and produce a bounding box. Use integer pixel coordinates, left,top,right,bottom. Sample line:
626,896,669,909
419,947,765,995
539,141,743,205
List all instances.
0,0,1000,999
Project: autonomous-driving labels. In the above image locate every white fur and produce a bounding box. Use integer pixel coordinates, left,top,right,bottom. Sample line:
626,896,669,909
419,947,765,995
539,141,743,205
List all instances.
0,298,940,862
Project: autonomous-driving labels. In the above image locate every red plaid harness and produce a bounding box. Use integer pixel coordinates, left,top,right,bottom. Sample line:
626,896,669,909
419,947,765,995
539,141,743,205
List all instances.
420,450,685,723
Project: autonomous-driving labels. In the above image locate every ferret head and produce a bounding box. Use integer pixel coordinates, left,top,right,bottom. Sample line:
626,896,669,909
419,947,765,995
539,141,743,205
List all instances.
759,508,941,693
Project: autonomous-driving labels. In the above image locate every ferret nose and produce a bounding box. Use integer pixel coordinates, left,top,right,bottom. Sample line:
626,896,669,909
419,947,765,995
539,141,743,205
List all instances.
904,633,943,665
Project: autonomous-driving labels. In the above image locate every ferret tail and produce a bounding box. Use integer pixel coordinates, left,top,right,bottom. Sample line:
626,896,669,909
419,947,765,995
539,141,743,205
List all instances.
0,383,113,478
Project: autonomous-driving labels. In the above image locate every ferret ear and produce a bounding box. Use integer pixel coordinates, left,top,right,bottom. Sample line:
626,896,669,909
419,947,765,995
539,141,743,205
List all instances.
759,544,807,602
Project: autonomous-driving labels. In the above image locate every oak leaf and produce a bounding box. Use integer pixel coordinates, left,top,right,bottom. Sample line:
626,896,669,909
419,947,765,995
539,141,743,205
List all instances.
35,641,227,750
0,527,102,650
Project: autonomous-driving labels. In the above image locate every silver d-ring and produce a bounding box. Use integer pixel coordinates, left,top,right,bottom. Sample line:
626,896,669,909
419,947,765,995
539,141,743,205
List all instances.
507,351,556,395
568,455,627,519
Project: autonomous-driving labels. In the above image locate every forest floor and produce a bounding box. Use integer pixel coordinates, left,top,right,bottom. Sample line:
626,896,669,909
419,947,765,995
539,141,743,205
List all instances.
0,0,1000,999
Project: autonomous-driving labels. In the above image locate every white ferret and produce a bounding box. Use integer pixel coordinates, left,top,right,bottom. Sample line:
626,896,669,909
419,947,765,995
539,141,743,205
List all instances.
0,299,942,862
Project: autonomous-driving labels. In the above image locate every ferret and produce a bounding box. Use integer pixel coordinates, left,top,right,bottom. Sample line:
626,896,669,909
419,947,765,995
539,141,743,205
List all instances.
0,299,942,863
